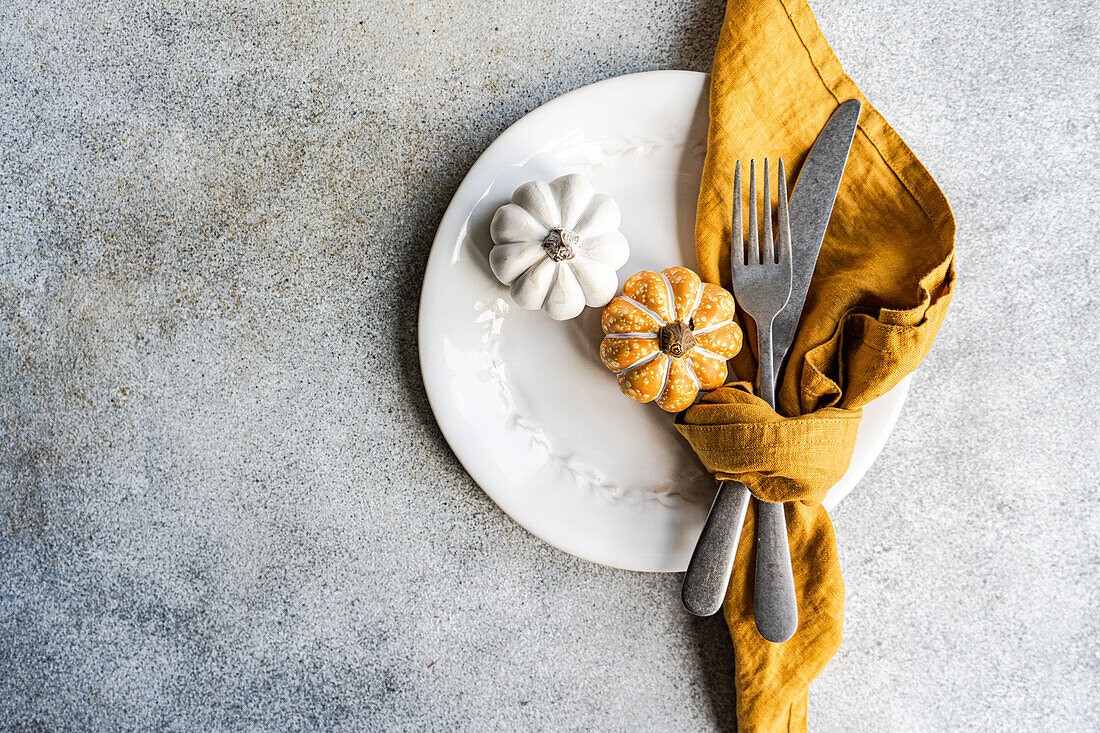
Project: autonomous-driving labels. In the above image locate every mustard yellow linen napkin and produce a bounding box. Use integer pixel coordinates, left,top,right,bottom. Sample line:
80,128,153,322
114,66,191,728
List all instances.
674,0,956,729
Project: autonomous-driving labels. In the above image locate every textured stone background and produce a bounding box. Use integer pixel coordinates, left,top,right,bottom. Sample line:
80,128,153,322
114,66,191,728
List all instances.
1,0,1097,730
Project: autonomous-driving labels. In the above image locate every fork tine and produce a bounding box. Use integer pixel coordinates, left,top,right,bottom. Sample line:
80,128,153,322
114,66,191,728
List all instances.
748,160,759,266
731,160,743,268
761,158,774,265
777,158,791,265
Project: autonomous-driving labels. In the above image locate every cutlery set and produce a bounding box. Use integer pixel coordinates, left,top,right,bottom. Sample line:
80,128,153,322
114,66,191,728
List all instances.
680,100,863,642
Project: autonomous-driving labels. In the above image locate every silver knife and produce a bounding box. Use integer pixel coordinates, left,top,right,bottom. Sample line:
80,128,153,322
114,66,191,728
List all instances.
771,98,862,380
681,100,861,618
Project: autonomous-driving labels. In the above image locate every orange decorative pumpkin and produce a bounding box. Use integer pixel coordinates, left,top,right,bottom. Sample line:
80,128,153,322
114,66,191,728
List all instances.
599,266,743,412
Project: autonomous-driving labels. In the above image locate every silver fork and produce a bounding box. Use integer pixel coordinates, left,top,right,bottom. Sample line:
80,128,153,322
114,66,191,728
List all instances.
731,159,799,643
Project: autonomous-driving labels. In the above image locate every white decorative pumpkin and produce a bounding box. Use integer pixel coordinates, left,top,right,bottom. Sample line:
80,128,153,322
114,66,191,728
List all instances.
489,174,630,320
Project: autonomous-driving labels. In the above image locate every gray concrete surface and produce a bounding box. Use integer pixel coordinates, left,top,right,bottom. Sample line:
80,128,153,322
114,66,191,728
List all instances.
1,0,1097,730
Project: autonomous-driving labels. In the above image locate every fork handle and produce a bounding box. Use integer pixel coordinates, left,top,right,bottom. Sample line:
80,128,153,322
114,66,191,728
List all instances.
754,500,798,641
757,321,776,406
753,319,799,642
761,319,778,400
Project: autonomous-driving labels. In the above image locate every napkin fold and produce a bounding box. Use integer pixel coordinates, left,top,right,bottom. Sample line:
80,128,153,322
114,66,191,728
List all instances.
674,0,955,730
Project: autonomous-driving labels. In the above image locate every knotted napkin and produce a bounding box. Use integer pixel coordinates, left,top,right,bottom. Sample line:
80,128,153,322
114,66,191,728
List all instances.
674,0,955,729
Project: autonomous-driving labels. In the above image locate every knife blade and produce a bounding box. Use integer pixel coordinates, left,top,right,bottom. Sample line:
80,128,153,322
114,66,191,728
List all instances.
770,99,861,383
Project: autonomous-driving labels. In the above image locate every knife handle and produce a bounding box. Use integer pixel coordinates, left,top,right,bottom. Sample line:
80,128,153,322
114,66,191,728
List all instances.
681,480,751,616
753,499,798,642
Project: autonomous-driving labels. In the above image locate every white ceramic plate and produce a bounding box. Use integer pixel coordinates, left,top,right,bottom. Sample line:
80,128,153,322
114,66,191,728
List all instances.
419,71,910,572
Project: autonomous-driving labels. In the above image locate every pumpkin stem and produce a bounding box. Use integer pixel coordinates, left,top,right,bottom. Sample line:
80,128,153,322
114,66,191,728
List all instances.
542,227,579,262
658,321,695,358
